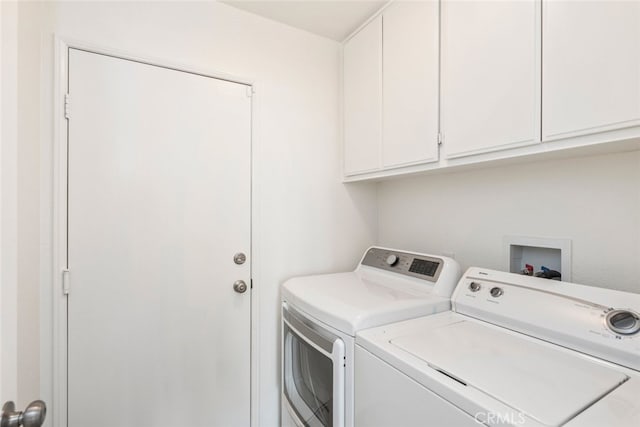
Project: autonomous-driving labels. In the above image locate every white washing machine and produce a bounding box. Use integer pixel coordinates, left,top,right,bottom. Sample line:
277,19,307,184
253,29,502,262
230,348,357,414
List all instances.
355,268,640,427
280,246,461,427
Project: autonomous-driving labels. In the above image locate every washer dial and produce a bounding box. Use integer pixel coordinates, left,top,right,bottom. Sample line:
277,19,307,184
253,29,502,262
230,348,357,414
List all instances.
468,282,481,292
606,310,640,335
490,287,504,298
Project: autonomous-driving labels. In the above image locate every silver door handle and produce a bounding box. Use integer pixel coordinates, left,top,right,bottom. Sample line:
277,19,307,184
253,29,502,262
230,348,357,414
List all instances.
1,401,46,427
233,280,247,293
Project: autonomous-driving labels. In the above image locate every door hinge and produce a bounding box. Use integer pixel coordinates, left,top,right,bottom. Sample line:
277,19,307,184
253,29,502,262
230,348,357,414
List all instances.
246,86,254,98
62,269,70,295
64,93,71,119
438,132,443,145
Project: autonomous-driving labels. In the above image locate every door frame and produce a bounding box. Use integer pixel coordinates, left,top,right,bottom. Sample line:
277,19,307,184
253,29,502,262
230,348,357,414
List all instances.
49,36,259,427
1,1,19,403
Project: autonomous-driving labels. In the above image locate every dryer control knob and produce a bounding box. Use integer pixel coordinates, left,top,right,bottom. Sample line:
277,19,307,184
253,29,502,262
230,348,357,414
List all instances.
606,310,640,335
386,254,399,266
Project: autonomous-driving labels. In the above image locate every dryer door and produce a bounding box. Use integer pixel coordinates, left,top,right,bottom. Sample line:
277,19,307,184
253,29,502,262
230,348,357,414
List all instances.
282,304,345,427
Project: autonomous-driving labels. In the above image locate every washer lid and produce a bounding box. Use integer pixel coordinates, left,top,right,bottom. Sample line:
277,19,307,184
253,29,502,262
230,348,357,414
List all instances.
391,320,628,426
281,271,450,336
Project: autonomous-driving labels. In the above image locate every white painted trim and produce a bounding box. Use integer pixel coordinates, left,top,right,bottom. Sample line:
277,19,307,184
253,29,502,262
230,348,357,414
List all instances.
51,35,69,427
49,36,259,426
1,0,19,403
1,0,5,401
534,0,543,146
342,129,640,183
53,36,254,87
444,138,541,160
543,118,640,142
0,4,2,400
249,81,261,427
342,0,393,44
339,28,347,184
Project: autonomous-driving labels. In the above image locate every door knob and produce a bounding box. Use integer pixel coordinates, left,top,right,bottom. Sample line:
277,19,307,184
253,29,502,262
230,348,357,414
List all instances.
1,400,46,427
233,280,248,293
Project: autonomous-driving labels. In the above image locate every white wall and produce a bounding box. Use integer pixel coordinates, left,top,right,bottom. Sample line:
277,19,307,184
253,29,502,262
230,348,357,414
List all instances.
378,151,640,293
13,1,377,424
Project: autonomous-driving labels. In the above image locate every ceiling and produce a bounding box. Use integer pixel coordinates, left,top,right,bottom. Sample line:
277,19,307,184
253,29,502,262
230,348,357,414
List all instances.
222,1,387,42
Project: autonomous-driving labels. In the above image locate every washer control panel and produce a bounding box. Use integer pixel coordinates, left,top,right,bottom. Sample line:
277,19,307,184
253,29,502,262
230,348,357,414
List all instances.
453,268,640,371
361,247,444,282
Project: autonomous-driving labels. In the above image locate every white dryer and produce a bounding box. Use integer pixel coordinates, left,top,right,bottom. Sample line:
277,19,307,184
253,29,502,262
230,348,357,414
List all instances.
281,247,461,427
355,268,640,427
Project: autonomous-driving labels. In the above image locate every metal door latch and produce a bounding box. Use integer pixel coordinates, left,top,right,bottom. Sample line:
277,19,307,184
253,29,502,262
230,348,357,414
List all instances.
234,252,247,265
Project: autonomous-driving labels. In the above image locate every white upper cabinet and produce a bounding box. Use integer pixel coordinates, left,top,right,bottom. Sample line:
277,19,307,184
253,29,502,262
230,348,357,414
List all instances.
542,1,640,140
343,0,638,182
344,15,382,175
441,0,541,158
382,1,439,168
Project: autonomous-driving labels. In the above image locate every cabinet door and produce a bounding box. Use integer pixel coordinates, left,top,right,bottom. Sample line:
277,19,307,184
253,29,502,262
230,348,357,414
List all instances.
382,1,439,167
344,16,382,175
441,0,541,158
543,1,640,140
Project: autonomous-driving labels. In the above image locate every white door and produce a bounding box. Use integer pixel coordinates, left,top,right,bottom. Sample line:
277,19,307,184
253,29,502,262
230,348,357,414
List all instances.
441,0,540,158
66,49,251,427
